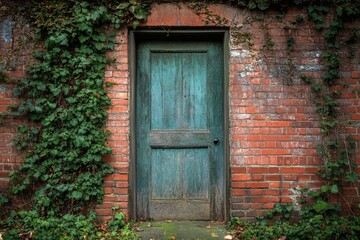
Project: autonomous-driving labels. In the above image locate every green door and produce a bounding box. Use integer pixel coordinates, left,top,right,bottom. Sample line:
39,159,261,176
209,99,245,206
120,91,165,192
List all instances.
136,41,224,220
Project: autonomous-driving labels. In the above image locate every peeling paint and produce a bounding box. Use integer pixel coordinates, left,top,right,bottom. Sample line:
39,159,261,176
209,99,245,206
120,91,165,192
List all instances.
289,187,302,211
238,72,246,78
234,114,251,120
230,49,251,58
296,64,323,72
230,50,242,57
1,19,13,43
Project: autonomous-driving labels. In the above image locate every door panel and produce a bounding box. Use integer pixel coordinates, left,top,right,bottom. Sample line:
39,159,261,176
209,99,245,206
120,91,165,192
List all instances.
136,41,224,220
151,52,208,130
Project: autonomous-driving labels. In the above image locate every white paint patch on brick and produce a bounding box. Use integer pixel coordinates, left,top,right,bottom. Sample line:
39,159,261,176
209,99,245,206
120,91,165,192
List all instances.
297,64,323,71
239,72,246,78
289,187,302,211
233,114,252,120
230,49,251,58
230,50,242,58
1,19,13,43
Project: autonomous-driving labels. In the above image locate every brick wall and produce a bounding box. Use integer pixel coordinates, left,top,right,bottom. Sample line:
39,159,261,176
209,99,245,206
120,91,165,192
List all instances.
1,3,359,221
0,17,34,187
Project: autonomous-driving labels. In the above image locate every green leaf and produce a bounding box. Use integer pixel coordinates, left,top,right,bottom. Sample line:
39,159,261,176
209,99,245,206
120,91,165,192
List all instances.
345,172,358,182
248,1,257,10
79,35,89,43
321,185,329,192
257,1,269,11
70,119,78,127
117,2,130,10
330,184,338,193
58,34,68,46
65,97,76,104
132,20,140,29
98,33,106,42
313,200,330,213
129,5,136,14
71,191,83,200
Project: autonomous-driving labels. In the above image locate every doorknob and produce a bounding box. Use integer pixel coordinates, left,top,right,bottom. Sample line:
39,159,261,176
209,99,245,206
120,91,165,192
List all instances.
213,138,220,145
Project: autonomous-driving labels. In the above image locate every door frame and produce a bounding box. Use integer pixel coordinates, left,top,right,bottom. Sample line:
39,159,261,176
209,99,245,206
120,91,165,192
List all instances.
129,29,230,221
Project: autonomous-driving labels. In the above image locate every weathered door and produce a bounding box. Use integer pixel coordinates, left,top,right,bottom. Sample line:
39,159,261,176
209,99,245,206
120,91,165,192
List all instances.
136,40,224,220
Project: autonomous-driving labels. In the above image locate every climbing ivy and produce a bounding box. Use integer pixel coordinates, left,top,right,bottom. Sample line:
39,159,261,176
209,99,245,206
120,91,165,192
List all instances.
301,2,359,216
230,0,360,216
3,0,150,218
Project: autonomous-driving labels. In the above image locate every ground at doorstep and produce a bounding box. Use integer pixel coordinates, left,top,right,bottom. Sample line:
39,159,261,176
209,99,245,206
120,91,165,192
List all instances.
136,221,229,240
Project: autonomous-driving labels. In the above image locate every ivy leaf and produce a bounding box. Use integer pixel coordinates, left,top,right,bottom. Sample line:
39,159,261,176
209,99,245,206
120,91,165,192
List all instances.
45,36,56,48
308,5,314,13
70,119,78,127
94,43,103,51
237,1,247,7
257,1,269,11
117,2,130,10
345,172,358,182
129,5,136,14
64,87,69,96
98,33,106,42
49,85,61,96
65,97,76,104
248,1,257,10
321,185,329,192
79,35,89,43
313,200,330,213
58,34,69,46
71,191,83,200
330,184,338,193
132,20,140,29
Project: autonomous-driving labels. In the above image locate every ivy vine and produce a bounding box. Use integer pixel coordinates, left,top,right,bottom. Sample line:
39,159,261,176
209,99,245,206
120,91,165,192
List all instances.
1,0,150,218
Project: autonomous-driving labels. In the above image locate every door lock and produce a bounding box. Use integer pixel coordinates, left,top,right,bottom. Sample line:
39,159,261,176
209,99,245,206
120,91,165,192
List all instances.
213,138,220,145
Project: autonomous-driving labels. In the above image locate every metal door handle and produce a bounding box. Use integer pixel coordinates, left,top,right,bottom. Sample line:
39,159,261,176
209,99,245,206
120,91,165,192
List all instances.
213,138,220,145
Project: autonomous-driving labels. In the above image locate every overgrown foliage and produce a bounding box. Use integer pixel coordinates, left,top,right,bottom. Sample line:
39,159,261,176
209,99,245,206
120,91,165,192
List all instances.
2,211,138,240
3,0,149,217
299,1,359,216
228,214,360,240
228,0,360,239
1,0,149,238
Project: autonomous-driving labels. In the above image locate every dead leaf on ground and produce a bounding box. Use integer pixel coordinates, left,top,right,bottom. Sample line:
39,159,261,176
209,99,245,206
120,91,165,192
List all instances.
224,235,233,240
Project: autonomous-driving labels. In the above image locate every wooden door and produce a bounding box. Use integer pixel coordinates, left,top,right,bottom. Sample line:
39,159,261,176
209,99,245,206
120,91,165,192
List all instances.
136,41,224,220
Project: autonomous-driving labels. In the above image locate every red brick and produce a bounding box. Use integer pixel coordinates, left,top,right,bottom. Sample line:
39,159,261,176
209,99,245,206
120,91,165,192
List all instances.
262,149,291,155
232,174,251,181
231,189,247,195
250,189,263,195
113,174,128,181
231,167,246,173
248,167,269,174
246,182,269,189
352,71,360,79
252,174,264,181
279,168,305,174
